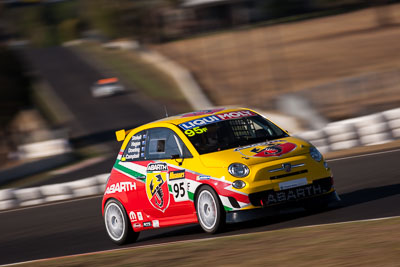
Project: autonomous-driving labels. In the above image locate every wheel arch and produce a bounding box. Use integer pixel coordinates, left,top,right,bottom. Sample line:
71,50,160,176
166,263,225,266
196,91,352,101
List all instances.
102,196,126,216
193,184,221,209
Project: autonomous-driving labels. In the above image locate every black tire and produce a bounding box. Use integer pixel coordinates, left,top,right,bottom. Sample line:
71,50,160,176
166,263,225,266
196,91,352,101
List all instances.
195,185,225,234
104,199,139,245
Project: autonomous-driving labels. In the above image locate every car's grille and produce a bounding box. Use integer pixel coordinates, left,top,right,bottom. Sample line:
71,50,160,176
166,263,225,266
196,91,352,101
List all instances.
270,169,308,180
249,177,333,207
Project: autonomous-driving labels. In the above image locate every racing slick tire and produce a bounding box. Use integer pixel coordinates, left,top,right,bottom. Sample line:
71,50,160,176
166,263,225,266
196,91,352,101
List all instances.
104,199,139,245
195,185,225,234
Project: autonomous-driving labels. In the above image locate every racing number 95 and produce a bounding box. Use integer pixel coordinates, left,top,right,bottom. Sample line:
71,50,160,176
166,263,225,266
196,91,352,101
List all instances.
173,182,185,198
170,180,188,202
184,127,207,137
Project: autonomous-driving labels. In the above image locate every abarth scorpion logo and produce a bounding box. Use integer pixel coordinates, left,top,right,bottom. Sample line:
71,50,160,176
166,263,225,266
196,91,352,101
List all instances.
146,163,170,212
235,140,297,158
150,174,165,208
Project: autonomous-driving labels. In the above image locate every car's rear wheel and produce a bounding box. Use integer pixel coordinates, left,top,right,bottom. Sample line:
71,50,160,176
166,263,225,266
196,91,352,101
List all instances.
196,186,225,234
104,199,139,245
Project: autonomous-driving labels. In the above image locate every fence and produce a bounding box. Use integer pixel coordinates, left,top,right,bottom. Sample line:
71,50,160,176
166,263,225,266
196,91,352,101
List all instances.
0,107,399,211
296,107,400,153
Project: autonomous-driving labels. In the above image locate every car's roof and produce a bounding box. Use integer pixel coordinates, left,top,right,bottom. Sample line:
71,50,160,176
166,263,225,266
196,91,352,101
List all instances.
144,107,256,128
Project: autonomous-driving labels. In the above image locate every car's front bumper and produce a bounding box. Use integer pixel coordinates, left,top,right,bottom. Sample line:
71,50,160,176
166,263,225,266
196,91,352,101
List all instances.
226,181,340,224
248,177,334,207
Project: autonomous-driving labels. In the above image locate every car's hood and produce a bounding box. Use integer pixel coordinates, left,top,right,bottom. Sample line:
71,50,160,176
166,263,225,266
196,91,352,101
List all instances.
199,137,311,168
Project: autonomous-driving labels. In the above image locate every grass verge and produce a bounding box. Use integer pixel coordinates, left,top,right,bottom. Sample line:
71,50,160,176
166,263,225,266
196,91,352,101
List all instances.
20,217,400,266
155,4,400,120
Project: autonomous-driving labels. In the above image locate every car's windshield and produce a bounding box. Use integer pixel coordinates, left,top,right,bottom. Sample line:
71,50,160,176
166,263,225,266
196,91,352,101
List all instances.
179,114,289,154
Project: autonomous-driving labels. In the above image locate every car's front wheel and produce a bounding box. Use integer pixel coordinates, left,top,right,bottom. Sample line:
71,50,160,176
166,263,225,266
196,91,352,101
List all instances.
196,186,225,234
104,199,139,245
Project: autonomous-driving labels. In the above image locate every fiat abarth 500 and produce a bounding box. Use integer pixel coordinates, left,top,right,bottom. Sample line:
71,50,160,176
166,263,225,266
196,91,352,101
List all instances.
102,108,340,244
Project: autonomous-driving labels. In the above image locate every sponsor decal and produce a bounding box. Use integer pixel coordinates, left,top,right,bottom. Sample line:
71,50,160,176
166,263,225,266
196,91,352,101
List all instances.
216,110,256,120
179,110,256,130
105,182,136,195
196,175,211,181
143,221,152,227
266,184,326,205
147,163,169,172
235,140,297,158
179,115,220,130
129,211,137,222
129,211,144,222
146,163,170,212
152,220,160,228
169,169,185,180
133,223,141,228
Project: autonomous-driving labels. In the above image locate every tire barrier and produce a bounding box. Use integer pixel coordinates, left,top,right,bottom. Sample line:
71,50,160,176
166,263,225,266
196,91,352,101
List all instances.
0,152,75,186
296,107,400,153
0,173,109,211
1,108,399,211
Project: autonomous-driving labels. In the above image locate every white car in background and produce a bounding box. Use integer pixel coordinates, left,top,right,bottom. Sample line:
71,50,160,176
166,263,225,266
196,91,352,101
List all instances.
91,78,125,98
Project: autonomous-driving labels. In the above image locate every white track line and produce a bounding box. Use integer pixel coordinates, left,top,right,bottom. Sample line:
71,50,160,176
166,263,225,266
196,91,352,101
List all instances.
2,148,400,214
327,148,400,162
0,195,102,214
2,215,400,267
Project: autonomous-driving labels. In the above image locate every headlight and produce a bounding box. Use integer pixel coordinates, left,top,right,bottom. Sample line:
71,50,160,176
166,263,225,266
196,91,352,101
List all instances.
228,163,250,178
310,146,322,162
232,180,246,189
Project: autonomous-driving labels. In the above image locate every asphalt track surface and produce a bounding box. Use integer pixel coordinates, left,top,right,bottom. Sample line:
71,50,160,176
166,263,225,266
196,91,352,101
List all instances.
0,149,399,265
23,46,164,138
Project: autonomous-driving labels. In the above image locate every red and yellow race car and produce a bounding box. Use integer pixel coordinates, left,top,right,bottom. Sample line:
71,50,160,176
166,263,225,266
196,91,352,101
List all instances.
102,108,340,244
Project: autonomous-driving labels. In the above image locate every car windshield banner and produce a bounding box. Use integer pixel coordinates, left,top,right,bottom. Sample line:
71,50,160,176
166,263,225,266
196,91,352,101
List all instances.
179,110,256,130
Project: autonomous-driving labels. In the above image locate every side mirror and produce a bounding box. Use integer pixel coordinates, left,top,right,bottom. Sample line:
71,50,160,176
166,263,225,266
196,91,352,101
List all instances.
171,154,180,159
171,154,184,166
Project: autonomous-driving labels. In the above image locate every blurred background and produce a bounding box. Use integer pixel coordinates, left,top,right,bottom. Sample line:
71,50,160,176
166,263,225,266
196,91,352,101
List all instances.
0,0,400,184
